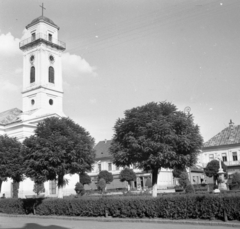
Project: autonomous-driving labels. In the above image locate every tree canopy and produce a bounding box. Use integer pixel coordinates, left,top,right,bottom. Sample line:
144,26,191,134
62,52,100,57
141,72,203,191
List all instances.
0,135,24,183
178,172,190,189
110,101,203,196
75,182,85,196
98,170,113,184
172,165,187,178
33,182,45,196
204,159,227,181
80,172,91,185
23,117,95,198
232,172,240,185
119,167,136,191
145,177,152,188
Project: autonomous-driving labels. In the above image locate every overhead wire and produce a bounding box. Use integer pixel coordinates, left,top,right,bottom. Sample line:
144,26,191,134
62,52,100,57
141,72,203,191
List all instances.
66,1,239,55
67,1,209,49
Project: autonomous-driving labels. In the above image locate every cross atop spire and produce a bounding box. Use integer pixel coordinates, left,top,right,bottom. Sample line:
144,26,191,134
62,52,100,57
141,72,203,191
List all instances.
39,3,46,16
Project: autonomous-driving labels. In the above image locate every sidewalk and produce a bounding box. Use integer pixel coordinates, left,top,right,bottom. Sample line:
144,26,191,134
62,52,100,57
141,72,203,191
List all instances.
0,214,239,229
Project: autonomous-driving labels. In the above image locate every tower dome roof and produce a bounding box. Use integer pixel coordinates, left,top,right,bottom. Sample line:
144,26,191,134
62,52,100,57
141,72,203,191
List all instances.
26,16,59,30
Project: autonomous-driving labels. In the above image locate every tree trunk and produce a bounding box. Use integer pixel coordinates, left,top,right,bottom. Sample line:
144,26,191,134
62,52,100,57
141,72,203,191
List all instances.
57,175,64,198
127,181,131,191
0,179,2,193
12,181,19,198
152,168,159,197
58,186,63,198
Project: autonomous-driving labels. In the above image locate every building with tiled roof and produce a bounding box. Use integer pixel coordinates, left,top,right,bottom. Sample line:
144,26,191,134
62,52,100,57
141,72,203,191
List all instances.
0,108,22,125
86,140,205,191
85,139,181,191
95,139,112,160
87,139,152,191
199,120,240,175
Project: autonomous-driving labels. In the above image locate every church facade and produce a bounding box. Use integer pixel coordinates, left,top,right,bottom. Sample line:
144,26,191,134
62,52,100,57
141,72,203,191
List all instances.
0,15,79,198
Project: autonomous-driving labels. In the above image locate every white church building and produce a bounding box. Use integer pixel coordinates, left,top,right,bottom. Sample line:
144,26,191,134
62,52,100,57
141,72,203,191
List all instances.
0,14,79,198
0,13,182,198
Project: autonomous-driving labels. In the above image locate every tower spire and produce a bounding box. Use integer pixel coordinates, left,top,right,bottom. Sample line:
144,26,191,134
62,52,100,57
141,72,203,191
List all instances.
39,3,46,16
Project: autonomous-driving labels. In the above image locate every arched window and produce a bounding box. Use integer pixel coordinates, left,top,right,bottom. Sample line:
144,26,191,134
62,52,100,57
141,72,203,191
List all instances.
49,66,54,83
30,66,35,83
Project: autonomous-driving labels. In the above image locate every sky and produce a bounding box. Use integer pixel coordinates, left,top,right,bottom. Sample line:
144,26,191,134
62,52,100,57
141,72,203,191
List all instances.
0,0,240,144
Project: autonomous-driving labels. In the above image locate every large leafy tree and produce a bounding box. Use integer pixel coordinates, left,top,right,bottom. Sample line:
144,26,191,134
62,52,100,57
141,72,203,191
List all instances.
110,102,203,197
23,117,95,198
0,135,24,197
204,159,227,185
119,168,136,191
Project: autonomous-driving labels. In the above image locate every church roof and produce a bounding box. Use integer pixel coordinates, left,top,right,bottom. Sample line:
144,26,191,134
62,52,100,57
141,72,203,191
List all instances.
26,16,59,30
203,120,240,148
0,108,22,125
94,140,112,160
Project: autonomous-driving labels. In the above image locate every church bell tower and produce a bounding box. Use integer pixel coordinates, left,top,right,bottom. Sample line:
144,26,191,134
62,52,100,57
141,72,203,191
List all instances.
19,8,66,118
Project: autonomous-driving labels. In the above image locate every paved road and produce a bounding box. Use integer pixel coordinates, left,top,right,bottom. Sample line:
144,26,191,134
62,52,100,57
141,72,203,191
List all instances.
0,216,238,229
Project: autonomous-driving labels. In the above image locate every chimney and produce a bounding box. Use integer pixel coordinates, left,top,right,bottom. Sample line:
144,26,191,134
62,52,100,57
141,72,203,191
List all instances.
229,119,235,141
229,119,234,129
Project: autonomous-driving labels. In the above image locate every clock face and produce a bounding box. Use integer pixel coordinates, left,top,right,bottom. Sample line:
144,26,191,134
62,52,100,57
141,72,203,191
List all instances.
49,55,54,62
30,55,34,62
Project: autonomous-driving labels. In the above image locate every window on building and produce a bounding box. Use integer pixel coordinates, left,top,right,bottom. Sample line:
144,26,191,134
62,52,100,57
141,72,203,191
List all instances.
49,66,54,83
49,180,56,194
30,66,35,83
48,34,52,42
32,33,36,41
98,164,101,172
192,176,196,183
209,154,214,161
233,152,238,161
108,163,112,171
222,153,227,162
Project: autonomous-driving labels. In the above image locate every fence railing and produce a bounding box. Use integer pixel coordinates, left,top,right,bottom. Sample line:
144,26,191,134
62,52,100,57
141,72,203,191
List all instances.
19,33,66,49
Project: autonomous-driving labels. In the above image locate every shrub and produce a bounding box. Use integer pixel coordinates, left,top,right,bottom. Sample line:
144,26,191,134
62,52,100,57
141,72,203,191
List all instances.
175,185,184,192
0,198,25,214
232,172,240,184
79,173,91,186
145,177,152,188
204,160,228,184
98,178,106,193
1,194,240,220
172,166,186,178
33,183,45,196
229,173,240,190
98,171,113,184
119,168,136,190
74,182,85,196
185,184,195,194
179,172,190,189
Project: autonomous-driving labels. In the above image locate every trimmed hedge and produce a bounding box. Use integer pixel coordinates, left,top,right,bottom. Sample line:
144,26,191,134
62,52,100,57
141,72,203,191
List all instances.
0,198,25,214
0,194,240,221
